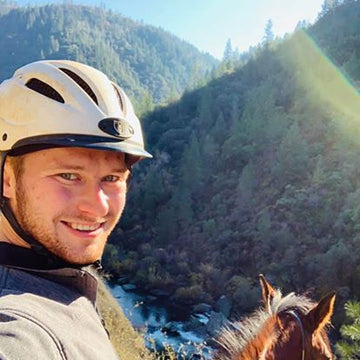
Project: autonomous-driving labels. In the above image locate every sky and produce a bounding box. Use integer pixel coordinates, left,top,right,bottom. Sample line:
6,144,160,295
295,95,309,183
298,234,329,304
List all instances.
14,0,325,59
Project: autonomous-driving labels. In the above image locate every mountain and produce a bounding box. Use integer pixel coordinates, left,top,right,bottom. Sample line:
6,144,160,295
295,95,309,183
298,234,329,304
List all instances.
0,1,217,108
104,0,360,329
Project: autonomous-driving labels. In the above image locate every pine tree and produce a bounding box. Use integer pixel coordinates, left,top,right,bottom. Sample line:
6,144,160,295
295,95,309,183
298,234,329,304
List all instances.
263,19,274,45
336,301,360,358
273,121,309,185
320,0,341,15
222,38,235,71
222,38,233,62
179,132,202,193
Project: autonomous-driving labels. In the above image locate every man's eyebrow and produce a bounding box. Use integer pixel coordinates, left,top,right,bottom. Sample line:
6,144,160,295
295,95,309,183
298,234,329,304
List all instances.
51,163,84,171
51,163,129,173
110,167,130,173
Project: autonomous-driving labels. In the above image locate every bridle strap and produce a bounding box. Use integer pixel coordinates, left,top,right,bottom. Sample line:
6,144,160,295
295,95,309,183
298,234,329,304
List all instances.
287,310,306,360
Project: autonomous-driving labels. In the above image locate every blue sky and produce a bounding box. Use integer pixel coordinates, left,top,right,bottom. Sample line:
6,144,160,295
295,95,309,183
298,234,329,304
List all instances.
15,0,325,59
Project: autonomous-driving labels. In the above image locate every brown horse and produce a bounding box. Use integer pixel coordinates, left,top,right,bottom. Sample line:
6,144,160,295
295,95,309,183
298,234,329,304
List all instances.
214,275,336,360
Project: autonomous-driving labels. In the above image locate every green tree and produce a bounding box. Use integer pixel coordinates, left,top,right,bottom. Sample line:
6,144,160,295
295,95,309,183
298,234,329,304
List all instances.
156,204,178,246
273,121,309,185
263,19,274,45
179,132,202,193
222,38,236,72
321,0,341,15
236,162,256,215
222,38,233,62
336,301,360,359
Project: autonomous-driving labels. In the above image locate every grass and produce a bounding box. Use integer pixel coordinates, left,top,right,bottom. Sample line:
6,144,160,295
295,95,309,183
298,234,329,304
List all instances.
97,276,154,359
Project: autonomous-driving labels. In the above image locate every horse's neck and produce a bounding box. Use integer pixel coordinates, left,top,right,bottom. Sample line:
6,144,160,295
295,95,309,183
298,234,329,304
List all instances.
236,317,278,360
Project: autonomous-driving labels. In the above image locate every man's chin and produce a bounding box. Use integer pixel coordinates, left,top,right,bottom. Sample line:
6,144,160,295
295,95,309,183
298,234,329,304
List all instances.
59,252,101,266
46,246,103,266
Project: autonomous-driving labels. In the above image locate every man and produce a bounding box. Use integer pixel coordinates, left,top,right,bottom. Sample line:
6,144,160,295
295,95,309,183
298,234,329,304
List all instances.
0,60,152,359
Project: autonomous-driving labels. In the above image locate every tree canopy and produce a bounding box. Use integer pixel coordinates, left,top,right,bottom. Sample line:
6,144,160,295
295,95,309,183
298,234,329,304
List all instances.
0,1,217,109
103,1,360,336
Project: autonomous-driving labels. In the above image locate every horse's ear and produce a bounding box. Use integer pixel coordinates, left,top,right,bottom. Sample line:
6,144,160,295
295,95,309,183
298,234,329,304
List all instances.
305,292,336,335
259,274,277,310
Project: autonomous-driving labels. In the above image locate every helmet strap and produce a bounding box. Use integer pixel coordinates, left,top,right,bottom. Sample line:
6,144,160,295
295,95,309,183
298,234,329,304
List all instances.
0,151,8,210
1,198,53,256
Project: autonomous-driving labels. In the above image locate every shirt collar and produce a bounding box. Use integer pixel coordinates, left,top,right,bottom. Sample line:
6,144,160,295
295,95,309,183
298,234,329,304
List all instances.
0,242,99,304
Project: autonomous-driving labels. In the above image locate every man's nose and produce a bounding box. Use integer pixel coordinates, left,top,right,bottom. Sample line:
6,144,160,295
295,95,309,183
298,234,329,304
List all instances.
77,183,109,217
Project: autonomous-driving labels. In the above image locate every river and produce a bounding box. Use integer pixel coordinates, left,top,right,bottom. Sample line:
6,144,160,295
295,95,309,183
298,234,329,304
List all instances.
110,283,214,359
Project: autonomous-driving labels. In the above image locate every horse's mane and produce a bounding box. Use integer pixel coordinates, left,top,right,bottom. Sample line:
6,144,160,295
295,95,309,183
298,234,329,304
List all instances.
215,290,315,360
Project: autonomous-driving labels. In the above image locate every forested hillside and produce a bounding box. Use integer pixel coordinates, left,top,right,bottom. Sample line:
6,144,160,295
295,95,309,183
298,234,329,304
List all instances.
104,0,360,329
0,1,217,108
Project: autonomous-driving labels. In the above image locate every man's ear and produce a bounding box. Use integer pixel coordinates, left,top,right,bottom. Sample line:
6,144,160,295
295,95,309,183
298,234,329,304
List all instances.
2,160,15,199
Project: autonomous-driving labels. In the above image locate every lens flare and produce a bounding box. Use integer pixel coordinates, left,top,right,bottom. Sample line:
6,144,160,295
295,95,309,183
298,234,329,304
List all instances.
283,29,360,143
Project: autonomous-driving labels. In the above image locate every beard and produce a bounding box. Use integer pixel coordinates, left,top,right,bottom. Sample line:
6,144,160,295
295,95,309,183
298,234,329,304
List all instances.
15,181,67,258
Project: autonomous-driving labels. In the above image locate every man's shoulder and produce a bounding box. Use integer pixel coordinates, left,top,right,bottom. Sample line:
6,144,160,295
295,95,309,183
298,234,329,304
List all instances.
0,263,98,298
0,265,119,360
0,266,101,326
0,265,75,298
0,306,67,360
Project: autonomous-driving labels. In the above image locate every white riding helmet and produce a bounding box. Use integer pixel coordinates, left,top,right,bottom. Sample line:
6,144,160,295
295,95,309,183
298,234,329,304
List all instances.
0,60,152,163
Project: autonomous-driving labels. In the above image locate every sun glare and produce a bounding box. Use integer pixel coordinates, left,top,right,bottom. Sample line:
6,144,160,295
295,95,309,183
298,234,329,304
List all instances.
284,30,360,143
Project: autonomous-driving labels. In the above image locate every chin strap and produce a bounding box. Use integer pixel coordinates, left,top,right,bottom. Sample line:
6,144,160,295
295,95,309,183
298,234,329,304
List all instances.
1,199,55,255
0,152,100,269
1,199,77,268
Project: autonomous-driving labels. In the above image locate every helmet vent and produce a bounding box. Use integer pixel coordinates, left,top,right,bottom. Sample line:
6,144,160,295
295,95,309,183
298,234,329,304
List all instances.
112,84,125,112
60,68,98,105
26,78,65,103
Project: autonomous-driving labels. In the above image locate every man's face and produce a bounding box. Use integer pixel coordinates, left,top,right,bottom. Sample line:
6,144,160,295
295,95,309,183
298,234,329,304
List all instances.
4,147,129,264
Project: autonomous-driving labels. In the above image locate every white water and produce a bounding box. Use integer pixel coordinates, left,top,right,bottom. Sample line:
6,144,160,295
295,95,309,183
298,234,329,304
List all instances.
110,284,213,358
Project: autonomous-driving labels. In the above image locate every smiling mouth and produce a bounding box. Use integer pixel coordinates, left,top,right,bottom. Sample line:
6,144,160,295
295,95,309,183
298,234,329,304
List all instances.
62,222,104,232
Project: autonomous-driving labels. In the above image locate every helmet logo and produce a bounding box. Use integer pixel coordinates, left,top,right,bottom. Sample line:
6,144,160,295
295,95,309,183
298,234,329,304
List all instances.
98,118,134,140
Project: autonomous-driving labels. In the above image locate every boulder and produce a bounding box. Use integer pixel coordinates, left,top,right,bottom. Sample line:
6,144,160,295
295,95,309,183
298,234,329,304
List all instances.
161,322,181,337
122,283,137,291
193,303,212,314
150,289,171,297
206,311,228,337
215,295,232,318
183,314,207,335
145,295,157,302
116,276,129,284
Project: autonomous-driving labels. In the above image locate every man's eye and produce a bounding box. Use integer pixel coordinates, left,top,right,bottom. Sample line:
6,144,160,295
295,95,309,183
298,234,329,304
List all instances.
103,175,120,182
59,173,77,181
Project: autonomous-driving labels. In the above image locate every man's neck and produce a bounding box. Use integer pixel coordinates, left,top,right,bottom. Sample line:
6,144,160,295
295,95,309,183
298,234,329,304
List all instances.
0,214,31,248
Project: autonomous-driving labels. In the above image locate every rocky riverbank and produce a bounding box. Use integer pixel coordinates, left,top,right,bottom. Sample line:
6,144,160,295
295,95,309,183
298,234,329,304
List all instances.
110,282,234,358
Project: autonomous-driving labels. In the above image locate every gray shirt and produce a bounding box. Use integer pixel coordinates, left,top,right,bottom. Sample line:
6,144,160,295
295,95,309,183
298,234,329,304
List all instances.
0,263,119,359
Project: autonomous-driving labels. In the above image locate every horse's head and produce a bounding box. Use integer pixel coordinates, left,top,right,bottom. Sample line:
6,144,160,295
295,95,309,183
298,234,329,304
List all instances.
260,274,336,360
214,275,336,360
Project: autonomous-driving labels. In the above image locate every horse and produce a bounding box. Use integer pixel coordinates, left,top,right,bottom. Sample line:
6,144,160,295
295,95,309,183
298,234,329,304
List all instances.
213,274,336,360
